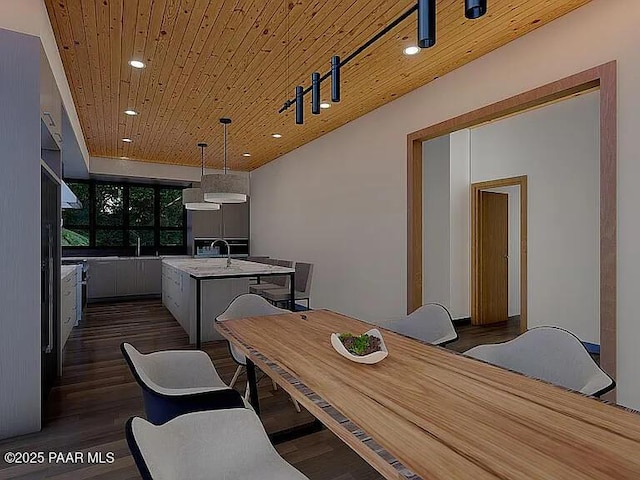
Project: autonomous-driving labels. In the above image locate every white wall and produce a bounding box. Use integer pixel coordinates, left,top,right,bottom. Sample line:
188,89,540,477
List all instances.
250,0,640,408
485,186,521,318
449,130,471,319
471,92,600,343
422,136,450,306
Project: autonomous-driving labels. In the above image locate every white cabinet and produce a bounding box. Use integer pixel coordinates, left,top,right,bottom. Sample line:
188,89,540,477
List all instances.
40,47,62,148
87,258,162,299
60,267,77,371
87,260,118,299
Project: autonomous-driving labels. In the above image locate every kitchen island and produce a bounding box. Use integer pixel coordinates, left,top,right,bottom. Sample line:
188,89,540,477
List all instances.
162,258,295,348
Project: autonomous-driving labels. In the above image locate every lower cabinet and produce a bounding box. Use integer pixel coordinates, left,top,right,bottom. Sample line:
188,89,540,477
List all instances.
60,268,77,372
87,258,162,300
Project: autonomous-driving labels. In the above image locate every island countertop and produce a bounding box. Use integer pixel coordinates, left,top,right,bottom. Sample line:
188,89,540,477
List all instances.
161,257,294,279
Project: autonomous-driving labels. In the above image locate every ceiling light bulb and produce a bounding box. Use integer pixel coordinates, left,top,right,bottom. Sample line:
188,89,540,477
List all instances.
124,110,138,116
320,102,331,109
403,46,420,56
128,60,145,69
242,153,251,157
272,133,282,138
122,138,132,143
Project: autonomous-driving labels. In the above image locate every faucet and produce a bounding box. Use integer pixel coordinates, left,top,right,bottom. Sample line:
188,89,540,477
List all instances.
210,238,232,267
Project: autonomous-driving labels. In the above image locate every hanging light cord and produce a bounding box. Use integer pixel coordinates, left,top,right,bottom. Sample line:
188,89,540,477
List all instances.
200,145,205,176
223,122,228,175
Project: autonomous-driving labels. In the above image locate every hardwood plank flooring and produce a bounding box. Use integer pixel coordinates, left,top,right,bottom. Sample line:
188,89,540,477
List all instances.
0,300,519,479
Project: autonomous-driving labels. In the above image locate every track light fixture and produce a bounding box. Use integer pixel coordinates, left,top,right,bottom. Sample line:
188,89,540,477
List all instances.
279,0,488,124
465,0,487,19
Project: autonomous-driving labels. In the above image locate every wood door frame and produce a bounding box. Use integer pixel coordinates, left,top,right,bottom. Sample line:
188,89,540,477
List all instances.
471,176,527,332
407,62,617,398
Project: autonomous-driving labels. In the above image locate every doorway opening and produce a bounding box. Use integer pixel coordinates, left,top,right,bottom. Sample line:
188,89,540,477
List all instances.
471,176,527,333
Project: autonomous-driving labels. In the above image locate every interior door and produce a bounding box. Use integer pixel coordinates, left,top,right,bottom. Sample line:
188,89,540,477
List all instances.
41,168,60,401
478,191,509,325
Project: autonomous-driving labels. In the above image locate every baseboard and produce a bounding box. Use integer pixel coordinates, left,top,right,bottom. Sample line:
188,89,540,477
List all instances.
88,294,161,304
453,317,471,325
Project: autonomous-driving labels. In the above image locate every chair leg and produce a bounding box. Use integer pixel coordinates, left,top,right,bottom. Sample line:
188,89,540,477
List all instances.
291,397,301,413
229,365,243,388
244,380,250,402
272,379,278,391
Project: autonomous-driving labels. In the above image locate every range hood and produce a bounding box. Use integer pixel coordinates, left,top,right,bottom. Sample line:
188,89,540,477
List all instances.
61,181,82,209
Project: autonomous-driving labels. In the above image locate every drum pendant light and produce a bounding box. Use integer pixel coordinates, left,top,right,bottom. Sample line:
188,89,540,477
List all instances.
202,118,249,204
182,143,221,211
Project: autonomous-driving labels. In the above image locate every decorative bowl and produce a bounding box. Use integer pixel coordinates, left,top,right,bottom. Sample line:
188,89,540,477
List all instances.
330,328,388,364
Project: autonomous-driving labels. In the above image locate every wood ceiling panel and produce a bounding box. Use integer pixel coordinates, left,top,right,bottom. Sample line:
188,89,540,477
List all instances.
45,0,592,171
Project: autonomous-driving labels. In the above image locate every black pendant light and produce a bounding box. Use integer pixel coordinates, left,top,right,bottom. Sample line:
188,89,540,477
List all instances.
465,0,487,19
295,86,304,124
418,0,436,49
331,55,341,103
311,72,321,115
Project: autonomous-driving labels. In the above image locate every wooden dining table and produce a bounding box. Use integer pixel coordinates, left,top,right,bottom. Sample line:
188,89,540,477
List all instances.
215,309,640,480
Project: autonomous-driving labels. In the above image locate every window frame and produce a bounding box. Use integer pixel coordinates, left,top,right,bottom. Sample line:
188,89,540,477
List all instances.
62,179,187,255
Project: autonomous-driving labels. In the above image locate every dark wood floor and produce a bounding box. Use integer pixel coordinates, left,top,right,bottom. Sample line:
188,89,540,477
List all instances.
0,300,520,479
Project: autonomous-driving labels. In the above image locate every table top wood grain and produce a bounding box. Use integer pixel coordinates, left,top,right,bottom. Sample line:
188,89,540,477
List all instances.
215,309,640,480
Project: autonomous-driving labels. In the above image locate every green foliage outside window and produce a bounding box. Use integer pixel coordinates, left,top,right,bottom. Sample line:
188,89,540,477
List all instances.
62,181,186,250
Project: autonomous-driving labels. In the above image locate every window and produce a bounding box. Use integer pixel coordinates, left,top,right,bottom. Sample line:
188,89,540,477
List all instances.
62,181,187,253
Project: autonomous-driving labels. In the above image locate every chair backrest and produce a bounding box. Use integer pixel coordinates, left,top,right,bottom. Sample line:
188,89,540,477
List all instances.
247,256,269,263
121,343,219,394
464,326,614,396
270,259,293,287
216,294,289,365
294,262,314,294
383,303,457,346
126,409,297,480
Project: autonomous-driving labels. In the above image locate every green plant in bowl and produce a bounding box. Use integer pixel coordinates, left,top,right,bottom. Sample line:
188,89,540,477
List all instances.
338,333,382,356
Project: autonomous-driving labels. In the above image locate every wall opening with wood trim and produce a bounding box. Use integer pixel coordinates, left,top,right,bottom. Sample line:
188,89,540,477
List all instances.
408,62,616,399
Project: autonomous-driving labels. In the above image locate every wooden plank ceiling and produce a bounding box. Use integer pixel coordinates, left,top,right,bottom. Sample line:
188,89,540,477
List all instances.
45,0,591,171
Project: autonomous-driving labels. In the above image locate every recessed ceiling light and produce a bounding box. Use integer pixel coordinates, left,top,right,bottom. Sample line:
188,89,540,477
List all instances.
403,46,420,56
320,102,331,109
124,109,138,116
242,153,251,157
122,138,133,143
128,60,145,69
271,133,282,138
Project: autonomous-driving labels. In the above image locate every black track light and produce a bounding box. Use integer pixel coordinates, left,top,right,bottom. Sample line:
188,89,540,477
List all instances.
296,86,304,125
312,72,321,115
331,56,341,103
418,0,436,49
465,0,487,19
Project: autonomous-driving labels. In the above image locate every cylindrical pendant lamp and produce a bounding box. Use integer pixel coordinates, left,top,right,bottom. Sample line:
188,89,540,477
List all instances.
202,118,249,204
465,0,487,20
182,143,222,210
418,0,436,49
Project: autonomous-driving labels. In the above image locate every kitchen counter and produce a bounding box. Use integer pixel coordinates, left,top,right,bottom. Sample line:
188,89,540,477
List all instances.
161,258,295,346
162,258,294,278
61,265,77,279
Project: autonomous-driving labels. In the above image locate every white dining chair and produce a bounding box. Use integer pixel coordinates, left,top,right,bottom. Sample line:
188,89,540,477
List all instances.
464,326,615,397
381,303,458,346
126,409,309,480
121,343,246,425
216,294,301,411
